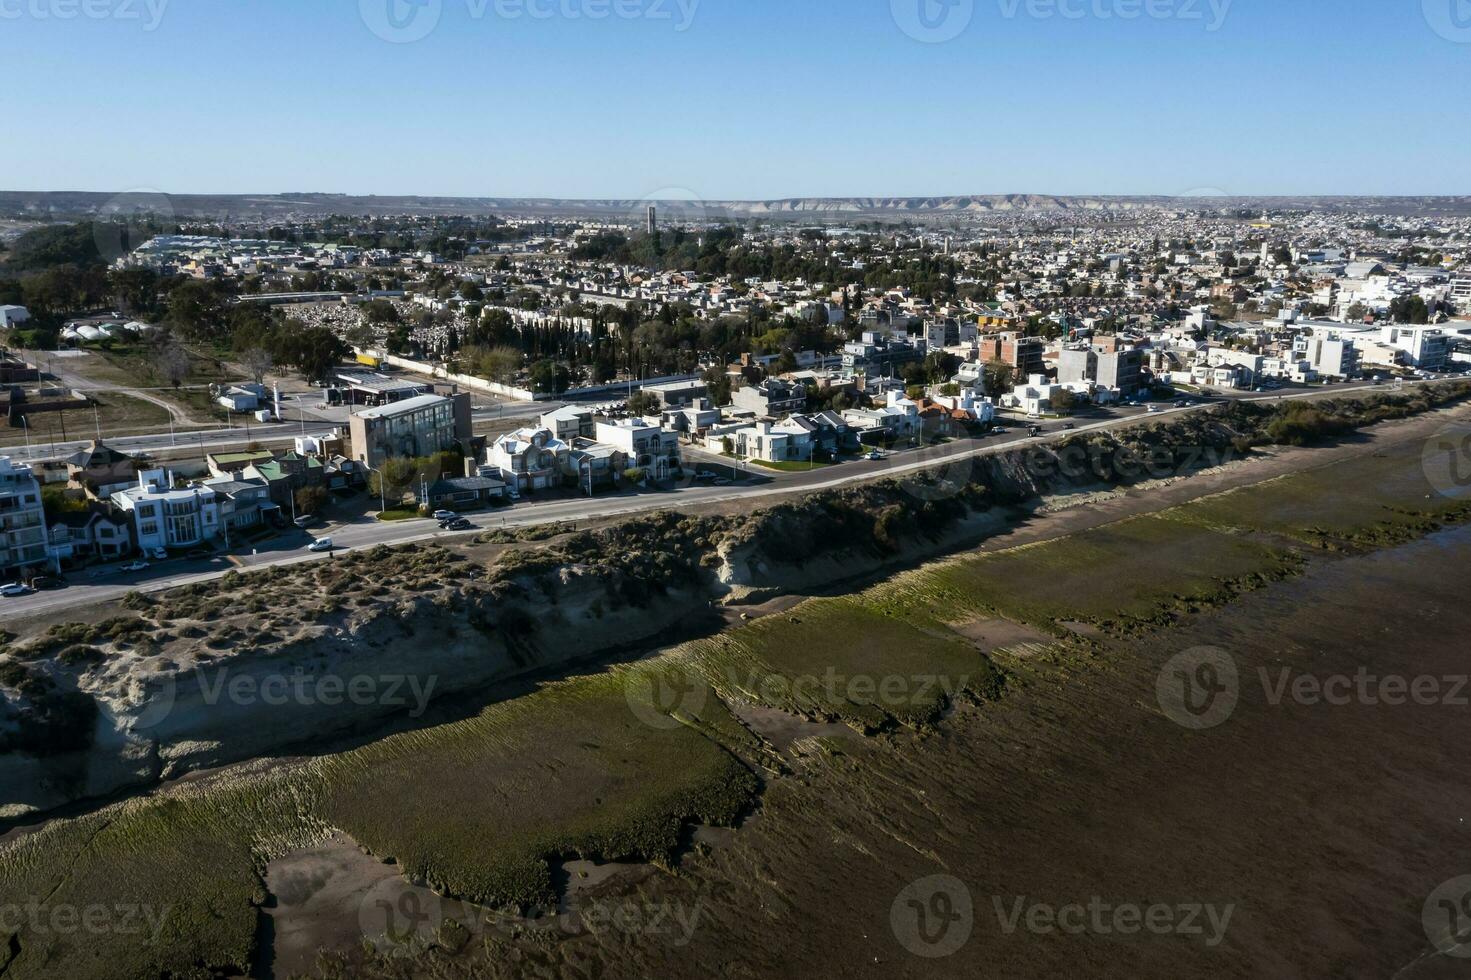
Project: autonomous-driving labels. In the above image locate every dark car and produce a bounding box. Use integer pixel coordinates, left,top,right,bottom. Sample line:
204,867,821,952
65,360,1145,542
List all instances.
31,576,67,591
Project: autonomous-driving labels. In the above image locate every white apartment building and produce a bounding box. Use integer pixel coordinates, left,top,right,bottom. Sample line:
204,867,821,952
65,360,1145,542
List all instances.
593,419,681,479
1378,325,1452,370
111,468,221,553
0,456,49,577
1306,337,1360,379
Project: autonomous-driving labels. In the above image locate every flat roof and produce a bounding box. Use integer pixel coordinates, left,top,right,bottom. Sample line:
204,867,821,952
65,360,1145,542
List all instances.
353,394,450,419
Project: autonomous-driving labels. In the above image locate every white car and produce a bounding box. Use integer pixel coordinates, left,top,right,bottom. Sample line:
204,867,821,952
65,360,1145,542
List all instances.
432,510,457,522
121,560,150,573
307,538,335,553
866,450,884,461
1,583,32,597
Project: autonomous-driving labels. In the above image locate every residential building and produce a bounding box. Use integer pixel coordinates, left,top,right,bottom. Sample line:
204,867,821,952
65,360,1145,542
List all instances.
0,456,48,577
489,427,569,493
731,379,807,418
1306,337,1360,379
64,441,137,493
539,404,598,442
201,477,275,535
0,305,31,329
111,468,221,552
1379,325,1451,370
1097,348,1145,396
350,393,473,469
977,332,1046,378
45,505,133,564
594,418,682,479
425,474,509,511
640,379,708,409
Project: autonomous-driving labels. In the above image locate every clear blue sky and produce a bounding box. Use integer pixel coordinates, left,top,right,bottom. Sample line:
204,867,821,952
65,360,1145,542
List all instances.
4,0,1468,199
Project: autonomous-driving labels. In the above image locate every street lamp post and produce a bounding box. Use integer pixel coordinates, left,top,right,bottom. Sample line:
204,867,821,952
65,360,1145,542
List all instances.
365,464,387,515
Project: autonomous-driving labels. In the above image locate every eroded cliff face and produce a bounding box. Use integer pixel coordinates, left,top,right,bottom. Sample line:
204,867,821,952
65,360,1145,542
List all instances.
0,548,712,821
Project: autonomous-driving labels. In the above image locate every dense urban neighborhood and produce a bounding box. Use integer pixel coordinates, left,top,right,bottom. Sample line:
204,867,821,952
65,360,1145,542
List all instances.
3,199,1471,590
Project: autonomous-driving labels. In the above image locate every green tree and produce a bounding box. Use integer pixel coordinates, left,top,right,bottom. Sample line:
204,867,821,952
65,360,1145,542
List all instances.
626,389,661,416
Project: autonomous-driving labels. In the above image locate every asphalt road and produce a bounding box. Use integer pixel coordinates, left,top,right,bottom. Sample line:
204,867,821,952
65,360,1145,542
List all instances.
1,376,1437,621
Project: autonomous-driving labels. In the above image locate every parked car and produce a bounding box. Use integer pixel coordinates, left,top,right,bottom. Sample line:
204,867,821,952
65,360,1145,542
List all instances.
432,510,458,522
1,583,32,597
150,548,168,560
293,515,316,528
866,450,884,461
186,547,213,559
121,560,151,573
31,575,67,591
306,538,335,553
1062,422,1076,430
694,471,718,481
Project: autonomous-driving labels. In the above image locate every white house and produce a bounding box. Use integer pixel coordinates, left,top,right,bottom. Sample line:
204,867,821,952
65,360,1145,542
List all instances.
111,468,221,553
1000,374,1064,416
593,418,681,479
489,427,569,493
0,306,32,329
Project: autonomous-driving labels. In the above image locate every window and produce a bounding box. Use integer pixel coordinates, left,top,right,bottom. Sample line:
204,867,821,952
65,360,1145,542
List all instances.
140,522,159,536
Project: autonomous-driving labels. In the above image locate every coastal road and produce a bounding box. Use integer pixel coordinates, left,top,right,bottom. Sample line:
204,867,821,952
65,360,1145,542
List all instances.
2,375,1448,621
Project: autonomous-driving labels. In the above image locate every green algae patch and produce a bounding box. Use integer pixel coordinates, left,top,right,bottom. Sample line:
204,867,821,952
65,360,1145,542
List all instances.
907,513,1301,636
316,671,757,910
1182,440,1471,550
686,597,1004,732
0,766,329,980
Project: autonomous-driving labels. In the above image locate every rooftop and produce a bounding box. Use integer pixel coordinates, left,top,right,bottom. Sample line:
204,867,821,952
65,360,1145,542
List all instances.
353,394,450,419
